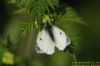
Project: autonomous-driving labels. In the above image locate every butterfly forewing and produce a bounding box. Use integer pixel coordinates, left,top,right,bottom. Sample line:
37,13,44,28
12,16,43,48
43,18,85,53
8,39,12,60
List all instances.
36,28,55,55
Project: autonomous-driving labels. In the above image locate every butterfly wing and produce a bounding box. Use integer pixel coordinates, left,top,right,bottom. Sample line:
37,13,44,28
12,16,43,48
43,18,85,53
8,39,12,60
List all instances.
36,28,55,55
52,26,71,51
35,44,45,53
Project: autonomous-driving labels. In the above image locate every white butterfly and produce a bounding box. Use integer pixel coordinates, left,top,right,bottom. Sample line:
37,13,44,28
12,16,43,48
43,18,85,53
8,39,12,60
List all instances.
35,23,71,55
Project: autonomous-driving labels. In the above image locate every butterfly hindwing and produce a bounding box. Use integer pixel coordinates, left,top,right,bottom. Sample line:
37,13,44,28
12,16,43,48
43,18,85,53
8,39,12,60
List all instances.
35,44,45,53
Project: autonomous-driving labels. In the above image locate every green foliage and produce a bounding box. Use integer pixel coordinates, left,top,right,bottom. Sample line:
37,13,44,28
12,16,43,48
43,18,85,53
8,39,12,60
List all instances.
16,0,59,28
20,21,34,36
56,7,87,25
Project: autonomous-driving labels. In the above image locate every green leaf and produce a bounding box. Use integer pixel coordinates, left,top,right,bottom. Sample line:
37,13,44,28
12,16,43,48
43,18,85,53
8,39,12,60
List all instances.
20,21,34,36
56,7,87,25
65,42,77,54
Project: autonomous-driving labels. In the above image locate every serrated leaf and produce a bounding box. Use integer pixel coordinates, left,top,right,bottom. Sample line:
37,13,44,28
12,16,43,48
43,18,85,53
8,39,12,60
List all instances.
16,0,59,29
20,21,34,36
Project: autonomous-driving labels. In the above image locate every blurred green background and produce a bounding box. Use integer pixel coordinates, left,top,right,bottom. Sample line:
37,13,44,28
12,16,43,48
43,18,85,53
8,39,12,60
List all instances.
0,0,100,66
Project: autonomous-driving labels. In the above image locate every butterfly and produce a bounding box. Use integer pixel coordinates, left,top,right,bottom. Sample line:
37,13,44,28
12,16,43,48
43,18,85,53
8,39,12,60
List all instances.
35,22,71,55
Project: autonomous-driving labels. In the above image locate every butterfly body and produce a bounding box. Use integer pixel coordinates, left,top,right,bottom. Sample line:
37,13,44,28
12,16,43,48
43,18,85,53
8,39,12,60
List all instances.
45,22,55,42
